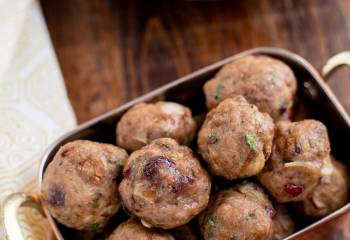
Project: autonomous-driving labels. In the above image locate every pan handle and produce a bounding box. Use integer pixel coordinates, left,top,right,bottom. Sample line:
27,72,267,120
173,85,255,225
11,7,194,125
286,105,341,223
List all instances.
321,51,350,79
2,192,44,240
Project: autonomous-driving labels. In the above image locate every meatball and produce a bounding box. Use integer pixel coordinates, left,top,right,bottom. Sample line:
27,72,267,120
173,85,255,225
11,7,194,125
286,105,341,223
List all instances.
119,138,211,229
259,120,331,202
270,205,295,240
116,101,196,151
295,157,349,218
198,96,274,180
199,182,274,240
107,218,174,240
204,54,297,119
42,140,128,231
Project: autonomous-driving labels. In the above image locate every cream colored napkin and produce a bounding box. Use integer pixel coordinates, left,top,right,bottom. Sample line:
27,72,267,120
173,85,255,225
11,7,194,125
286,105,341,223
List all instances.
0,0,76,239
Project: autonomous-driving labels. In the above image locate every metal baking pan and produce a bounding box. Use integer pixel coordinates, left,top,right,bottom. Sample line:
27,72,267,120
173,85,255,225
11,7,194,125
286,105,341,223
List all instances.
2,47,350,240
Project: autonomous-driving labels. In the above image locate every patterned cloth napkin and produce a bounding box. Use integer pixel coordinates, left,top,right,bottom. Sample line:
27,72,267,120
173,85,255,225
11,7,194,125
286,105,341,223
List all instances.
0,0,76,239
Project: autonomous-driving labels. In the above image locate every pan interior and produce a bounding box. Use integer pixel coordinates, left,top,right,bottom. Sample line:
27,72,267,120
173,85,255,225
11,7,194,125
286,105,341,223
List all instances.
40,48,350,239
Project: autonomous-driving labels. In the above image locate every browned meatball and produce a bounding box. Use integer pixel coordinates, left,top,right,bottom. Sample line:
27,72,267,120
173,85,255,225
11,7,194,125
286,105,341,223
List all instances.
270,205,295,240
107,218,174,240
119,138,211,229
259,120,331,203
295,157,349,218
204,55,297,120
198,96,274,180
199,182,274,240
42,140,128,231
116,102,196,151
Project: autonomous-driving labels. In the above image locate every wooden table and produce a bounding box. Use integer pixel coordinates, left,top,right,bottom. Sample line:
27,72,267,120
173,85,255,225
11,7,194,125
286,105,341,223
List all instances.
41,0,350,239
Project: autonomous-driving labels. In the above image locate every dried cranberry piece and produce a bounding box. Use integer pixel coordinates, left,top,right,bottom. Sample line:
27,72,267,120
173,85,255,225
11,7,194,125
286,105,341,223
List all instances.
47,183,65,207
265,206,276,219
292,146,301,156
284,183,303,197
123,168,131,178
143,156,175,180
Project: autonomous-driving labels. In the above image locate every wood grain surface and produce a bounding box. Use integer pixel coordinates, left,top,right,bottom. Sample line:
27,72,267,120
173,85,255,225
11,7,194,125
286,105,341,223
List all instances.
40,0,350,239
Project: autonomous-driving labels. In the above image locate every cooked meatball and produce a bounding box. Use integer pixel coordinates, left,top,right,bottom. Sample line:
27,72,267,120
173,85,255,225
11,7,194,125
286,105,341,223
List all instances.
119,138,211,229
199,182,274,240
198,96,274,180
270,205,295,240
116,102,196,151
42,140,128,231
107,218,174,240
204,54,297,120
295,157,349,218
259,120,331,202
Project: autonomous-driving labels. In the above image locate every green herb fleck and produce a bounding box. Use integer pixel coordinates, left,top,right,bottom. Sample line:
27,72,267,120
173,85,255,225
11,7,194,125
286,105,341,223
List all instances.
270,70,277,79
91,199,99,209
221,191,229,198
207,215,217,239
116,160,124,166
221,75,231,81
207,134,219,144
245,132,257,151
248,211,256,218
91,192,102,209
214,84,223,101
90,223,98,231
214,76,230,101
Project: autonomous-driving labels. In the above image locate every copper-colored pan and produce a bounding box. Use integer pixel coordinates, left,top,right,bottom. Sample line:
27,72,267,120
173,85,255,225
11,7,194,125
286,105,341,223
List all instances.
2,47,350,240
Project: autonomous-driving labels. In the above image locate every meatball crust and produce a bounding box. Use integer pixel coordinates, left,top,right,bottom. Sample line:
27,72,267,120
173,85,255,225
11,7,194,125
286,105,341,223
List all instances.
42,140,128,231
295,158,349,218
259,120,331,202
270,205,295,240
116,101,196,151
107,218,174,240
119,138,211,229
198,96,274,180
199,182,274,240
204,54,297,119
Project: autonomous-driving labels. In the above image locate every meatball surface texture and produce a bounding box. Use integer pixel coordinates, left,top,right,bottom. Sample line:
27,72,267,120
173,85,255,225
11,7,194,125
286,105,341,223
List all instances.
204,54,297,119
270,205,295,240
295,157,349,217
198,96,274,180
259,120,331,202
119,138,211,229
107,218,174,240
199,182,274,240
42,140,128,231
117,101,196,151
